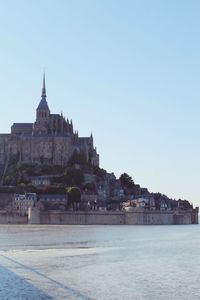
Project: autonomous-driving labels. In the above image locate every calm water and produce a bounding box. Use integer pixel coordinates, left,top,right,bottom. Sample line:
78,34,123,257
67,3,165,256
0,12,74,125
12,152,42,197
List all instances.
0,224,200,300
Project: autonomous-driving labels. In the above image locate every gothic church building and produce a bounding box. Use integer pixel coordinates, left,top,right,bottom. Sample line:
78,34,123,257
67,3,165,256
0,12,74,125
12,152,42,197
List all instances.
0,75,99,168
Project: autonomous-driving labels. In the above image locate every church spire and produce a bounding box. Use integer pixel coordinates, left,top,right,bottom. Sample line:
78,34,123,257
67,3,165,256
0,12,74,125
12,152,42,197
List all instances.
41,72,46,98
37,72,50,112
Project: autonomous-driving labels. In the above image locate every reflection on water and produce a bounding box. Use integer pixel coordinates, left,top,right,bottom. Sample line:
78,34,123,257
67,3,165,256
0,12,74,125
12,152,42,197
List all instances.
0,225,200,299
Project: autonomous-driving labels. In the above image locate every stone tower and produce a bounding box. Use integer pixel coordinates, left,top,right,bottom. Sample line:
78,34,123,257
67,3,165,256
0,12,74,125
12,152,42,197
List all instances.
34,73,50,134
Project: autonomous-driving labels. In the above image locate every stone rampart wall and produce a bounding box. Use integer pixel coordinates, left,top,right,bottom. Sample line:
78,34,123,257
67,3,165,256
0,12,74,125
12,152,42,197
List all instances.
28,209,198,225
0,208,197,225
39,211,125,225
0,212,27,224
125,211,174,225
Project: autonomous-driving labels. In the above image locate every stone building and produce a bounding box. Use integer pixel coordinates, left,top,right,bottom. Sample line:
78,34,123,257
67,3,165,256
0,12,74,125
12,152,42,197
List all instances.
38,194,68,210
13,193,37,216
0,74,99,174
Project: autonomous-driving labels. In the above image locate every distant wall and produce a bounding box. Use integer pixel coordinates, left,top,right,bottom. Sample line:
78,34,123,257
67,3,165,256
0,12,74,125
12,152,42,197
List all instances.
0,206,197,225
28,209,198,225
173,213,189,224
0,211,27,224
125,211,174,225
39,211,125,225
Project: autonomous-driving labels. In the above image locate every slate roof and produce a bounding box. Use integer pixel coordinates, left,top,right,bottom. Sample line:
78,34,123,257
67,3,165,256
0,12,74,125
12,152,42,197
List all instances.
50,114,60,117
12,123,33,129
37,98,50,110
78,137,90,145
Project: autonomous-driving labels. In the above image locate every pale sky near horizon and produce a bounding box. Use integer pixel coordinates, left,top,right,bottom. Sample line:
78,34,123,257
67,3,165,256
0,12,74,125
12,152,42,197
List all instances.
0,1,200,206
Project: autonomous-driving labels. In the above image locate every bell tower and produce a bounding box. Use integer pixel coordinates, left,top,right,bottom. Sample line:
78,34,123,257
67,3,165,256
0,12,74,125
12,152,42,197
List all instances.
33,73,50,134
36,73,50,123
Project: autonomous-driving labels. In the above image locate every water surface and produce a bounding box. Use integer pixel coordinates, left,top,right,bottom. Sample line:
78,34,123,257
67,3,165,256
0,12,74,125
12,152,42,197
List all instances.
0,225,199,299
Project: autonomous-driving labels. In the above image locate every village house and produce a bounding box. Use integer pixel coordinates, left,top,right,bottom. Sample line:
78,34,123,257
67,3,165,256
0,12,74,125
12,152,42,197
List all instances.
13,193,37,216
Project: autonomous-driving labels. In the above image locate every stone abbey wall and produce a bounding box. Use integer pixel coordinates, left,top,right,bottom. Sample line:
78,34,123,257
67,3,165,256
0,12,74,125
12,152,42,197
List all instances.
0,135,76,166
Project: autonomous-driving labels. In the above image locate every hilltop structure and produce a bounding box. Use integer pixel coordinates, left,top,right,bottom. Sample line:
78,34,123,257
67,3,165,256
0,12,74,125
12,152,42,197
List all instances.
0,75,198,225
0,74,99,172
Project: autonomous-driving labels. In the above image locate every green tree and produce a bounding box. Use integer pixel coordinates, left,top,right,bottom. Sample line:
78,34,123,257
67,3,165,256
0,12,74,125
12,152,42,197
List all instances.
67,187,81,210
16,182,26,193
26,183,37,193
83,181,96,192
64,168,84,186
119,173,135,189
4,176,11,185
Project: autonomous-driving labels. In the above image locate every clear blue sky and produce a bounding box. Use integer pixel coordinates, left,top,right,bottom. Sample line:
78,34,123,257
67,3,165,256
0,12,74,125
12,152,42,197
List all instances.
0,0,200,206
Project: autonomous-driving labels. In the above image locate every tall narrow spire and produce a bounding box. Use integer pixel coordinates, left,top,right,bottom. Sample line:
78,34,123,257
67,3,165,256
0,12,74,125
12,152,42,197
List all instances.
41,72,46,98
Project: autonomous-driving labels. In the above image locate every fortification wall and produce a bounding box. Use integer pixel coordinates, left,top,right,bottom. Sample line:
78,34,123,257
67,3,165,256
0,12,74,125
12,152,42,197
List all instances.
28,209,198,225
125,211,174,225
173,212,192,225
0,211,27,224
39,211,125,225
0,207,197,225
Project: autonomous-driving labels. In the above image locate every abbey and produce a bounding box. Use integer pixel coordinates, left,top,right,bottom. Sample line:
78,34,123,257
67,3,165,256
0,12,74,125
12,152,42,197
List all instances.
0,75,99,167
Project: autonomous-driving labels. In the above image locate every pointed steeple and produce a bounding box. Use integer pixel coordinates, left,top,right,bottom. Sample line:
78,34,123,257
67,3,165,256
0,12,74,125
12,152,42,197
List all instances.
37,72,50,112
41,72,47,98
